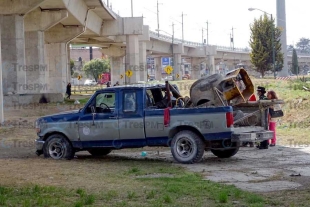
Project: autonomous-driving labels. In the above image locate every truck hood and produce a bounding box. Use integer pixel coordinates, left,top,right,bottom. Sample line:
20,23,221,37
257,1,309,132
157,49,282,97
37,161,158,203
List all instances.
39,109,81,123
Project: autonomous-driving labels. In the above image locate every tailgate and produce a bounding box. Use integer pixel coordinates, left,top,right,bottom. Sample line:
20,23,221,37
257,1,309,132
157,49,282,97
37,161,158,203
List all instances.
232,126,273,142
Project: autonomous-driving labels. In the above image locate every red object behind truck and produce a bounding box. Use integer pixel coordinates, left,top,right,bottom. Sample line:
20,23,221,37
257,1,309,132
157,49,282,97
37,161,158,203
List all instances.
99,73,110,84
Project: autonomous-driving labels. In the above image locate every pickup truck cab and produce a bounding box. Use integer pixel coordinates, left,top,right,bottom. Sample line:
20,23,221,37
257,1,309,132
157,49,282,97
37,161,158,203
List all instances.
35,83,275,164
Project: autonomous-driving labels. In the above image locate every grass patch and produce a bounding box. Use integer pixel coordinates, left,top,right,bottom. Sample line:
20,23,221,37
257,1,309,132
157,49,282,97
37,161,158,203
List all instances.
0,165,269,207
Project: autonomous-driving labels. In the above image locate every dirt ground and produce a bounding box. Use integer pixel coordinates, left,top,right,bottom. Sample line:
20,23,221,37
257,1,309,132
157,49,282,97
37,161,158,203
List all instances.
1,101,310,197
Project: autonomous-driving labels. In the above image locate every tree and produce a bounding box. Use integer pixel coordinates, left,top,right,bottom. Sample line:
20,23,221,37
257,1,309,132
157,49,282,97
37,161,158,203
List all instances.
291,48,299,75
249,14,284,77
82,58,110,81
70,59,75,76
296,38,310,53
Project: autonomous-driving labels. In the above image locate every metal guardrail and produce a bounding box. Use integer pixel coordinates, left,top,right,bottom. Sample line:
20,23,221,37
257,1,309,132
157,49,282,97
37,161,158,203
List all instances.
149,30,310,56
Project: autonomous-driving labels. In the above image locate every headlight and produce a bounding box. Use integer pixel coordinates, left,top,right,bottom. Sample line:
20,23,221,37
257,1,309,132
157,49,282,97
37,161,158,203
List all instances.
35,119,41,133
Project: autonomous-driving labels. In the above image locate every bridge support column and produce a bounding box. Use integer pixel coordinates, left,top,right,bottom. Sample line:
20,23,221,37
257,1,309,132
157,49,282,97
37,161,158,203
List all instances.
125,35,139,84
191,58,201,80
110,56,125,85
45,24,84,97
1,15,26,95
154,57,162,81
173,54,182,81
24,31,46,93
24,8,68,94
139,41,147,82
209,56,215,75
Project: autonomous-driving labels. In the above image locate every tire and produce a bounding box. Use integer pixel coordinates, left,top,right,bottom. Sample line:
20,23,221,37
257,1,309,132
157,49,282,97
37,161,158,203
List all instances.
171,130,205,164
211,147,239,158
88,149,112,156
43,134,74,160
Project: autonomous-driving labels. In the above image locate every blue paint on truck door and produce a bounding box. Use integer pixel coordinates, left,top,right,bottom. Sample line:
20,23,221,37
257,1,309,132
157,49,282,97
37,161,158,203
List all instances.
77,89,120,148
117,88,146,147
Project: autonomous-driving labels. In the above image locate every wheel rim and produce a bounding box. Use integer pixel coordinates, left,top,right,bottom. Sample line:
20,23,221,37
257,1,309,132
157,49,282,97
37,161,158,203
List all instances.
48,139,66,159
176,137,196,158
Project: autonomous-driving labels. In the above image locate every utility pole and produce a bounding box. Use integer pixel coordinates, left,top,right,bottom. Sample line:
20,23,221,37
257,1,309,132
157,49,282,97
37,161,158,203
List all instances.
202,28,204,44
181,12,186,43
231,27,235,50
206,21,209,45
157,0,160,37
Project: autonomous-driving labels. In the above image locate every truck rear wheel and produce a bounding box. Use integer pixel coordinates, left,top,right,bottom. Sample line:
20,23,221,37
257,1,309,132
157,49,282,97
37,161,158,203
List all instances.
88,149,112,156
171,130,205,164
211,147,239,158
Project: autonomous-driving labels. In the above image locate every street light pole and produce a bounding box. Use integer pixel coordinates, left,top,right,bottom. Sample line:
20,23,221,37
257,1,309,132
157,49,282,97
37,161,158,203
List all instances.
131,0,133,17
182,12,184,42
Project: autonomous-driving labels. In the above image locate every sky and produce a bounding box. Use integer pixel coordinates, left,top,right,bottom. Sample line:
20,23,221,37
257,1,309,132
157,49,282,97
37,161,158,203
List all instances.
103,0,309,48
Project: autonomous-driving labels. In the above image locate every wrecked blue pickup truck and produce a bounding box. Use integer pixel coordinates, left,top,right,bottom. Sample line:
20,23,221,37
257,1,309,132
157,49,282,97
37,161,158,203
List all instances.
35,70,282,164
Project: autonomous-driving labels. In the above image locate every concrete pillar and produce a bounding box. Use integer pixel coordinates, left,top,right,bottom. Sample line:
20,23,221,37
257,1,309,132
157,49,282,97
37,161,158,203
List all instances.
24,9,68,94
191,58,201,80
139,41,147,82
154,57,162,81
110,56,125,85
45,24,84,95
125,35,139,84
1,15,26,94
45,43,68,94
67,44,71,83
209,55,215,75
173,53,182,81
24,31,46,93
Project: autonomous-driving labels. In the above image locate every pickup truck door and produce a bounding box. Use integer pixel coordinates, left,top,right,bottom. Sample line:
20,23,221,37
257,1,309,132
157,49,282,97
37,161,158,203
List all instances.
118,89,146,147
78,90,119,148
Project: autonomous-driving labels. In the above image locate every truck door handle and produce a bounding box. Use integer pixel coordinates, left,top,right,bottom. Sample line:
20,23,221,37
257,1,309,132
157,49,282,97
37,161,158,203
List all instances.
109,116,118,119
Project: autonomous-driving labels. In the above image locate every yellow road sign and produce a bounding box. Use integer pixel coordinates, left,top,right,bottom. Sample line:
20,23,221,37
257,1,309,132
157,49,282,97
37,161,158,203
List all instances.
164,66,173,74
125,70,133,78
78,75,82,80
176,74,180,79
120,74,124,79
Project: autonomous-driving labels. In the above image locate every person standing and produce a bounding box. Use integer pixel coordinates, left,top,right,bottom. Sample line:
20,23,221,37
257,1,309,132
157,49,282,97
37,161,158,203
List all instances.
66,83,71,99
114,81,119,86
106,81,111,88
256,86,269,149
267,90,279,147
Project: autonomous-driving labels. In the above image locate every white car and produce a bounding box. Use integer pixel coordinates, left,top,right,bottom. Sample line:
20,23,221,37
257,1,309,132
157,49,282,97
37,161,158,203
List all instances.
84,80,97,85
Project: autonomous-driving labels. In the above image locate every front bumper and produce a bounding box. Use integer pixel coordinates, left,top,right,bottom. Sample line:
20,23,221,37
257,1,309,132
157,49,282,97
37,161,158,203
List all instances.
35,138,45,155
232,130,274,142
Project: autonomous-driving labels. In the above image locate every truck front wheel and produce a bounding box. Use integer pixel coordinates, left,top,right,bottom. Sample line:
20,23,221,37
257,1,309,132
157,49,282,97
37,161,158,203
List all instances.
171,130,205,164
211,147,239,158
43,134,74,160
